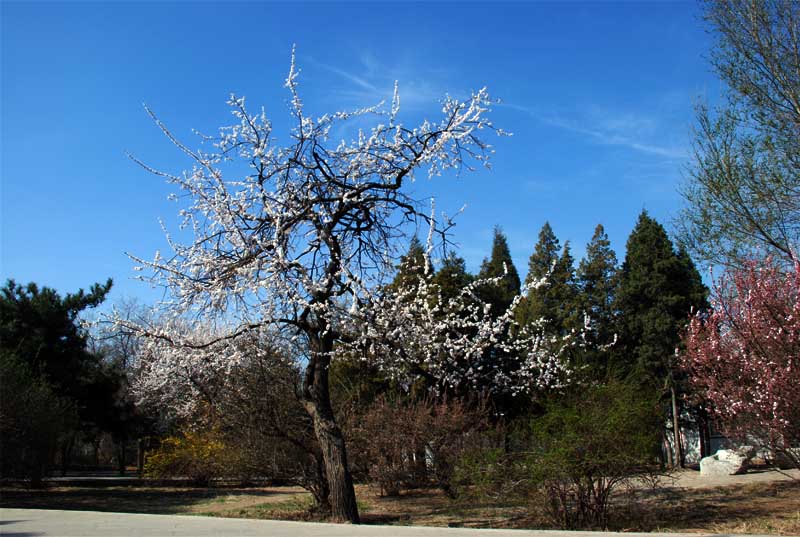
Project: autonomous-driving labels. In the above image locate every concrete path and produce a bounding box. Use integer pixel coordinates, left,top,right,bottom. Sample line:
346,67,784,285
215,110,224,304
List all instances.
0,509,772,537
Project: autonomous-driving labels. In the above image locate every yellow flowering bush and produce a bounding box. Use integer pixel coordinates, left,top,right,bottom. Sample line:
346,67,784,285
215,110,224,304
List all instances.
144,430,230,486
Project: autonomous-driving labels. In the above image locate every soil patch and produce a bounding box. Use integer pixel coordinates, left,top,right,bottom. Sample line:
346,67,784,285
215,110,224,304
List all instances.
2,470,797,534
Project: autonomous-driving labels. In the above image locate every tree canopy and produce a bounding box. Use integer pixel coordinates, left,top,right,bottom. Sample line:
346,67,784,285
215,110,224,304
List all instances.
0,278,114,421
121,52,524,522
683,257,800,470
0,278,117,483
574,224,618,378
476,227,521,318
678,0,800,266
613,212,708,386
517,222,577,335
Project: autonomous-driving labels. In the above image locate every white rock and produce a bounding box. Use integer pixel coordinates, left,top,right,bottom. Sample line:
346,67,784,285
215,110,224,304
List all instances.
700,446,755,477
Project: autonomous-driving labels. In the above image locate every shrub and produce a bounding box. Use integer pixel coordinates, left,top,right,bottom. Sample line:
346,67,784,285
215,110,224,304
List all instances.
0,353,77,486
143,429,229,486
343,394,491,497
526,382,663,529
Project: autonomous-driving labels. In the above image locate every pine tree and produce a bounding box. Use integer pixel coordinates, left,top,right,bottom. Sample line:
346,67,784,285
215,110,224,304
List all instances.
389,236,430,293
433,252,474,303
476,227,521,318
518,222,577,335
614,212,707,385
613,211,708,467
574,224,618,377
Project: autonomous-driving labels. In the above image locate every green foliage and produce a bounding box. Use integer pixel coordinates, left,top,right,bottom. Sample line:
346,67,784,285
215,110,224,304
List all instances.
0,352,78,485
0,280,111,399
574,224,618,378
517,222,578,335
451,382,663,530
527,382,662,529
433,252,474,303
613,212,708,386
476,227,521,318
0,279,115,423
387,236,430,294
451,441,515,502
0,278,122,480
678,0,800,266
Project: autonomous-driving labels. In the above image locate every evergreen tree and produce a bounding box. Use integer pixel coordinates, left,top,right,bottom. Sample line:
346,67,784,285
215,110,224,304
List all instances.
518,222,577,335
433,252,474,303
476,227,521,318
526,222,561,287
389,236,430,293
472,228,525,420
613,212,708,467
0,279,114,412
572,224,618,377
0,278,119,482
613,212,708,386
676,246,709,313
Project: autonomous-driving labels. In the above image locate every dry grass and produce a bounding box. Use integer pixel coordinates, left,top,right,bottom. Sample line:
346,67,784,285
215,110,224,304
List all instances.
2,473,798,534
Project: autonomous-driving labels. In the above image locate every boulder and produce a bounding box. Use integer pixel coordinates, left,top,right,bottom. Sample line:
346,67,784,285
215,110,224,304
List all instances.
700,446,756,477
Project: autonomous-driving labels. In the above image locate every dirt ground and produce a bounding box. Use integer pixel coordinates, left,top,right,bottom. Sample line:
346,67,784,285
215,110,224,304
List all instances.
667,467,800,489
1,469,798,534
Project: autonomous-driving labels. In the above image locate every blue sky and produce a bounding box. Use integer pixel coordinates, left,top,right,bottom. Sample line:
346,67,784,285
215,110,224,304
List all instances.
1,2,720,306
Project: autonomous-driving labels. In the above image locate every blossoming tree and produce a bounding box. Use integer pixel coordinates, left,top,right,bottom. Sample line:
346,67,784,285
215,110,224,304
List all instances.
122,50,571,522
682,257,800,469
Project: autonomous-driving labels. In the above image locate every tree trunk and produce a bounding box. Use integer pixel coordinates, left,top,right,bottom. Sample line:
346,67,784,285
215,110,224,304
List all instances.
92,440,100,468
699,410,711,459
413,444,428,486
670,386,683,469
662,430,673,468
60,435,74,477
118,442,126,476
301,333,359,523
310,453,332,514
137,438,146,477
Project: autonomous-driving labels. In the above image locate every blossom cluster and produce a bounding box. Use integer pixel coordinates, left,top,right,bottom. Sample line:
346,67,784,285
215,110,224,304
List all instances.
682,257,800,459
121,50,571,416
344,260,573,396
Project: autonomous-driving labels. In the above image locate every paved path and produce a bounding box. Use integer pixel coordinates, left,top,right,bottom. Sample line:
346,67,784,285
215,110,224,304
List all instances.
0,509,772,537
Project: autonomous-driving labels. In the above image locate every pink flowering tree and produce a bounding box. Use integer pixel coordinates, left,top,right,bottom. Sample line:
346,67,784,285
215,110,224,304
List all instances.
118,50,574,522
682,257,800,469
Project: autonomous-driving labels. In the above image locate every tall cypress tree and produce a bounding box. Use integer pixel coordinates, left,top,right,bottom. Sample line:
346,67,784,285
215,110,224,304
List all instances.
473,228,524,420
613,212,708,385
518,222,577,335
477,227,521,318
433,252,474,303
613,212,708,467
573,224,618,378
388,236,431,294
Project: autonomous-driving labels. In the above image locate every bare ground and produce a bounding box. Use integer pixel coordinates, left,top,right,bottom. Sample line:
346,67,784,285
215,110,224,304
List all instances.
1,469,798,534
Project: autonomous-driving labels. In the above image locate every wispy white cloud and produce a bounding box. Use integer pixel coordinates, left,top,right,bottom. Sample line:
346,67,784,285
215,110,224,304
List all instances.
309,60,378,93
501,102,688,159
306,54,448,111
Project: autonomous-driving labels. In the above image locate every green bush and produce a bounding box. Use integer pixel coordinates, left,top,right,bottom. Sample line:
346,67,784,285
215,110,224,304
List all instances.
453,382,663,529
0,353,77,486
527,382,663,529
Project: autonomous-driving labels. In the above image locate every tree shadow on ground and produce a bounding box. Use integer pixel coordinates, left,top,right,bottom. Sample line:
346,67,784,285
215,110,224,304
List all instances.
610,481,800,532
0,486,292,515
